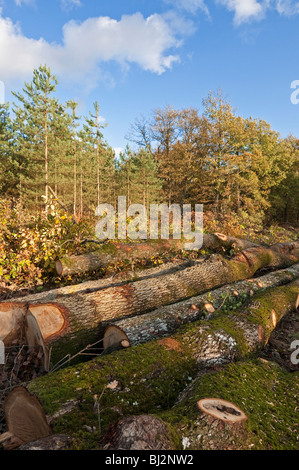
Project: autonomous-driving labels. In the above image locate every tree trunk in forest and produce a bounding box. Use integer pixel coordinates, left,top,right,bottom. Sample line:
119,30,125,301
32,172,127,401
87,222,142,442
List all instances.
102,263,299,351
2,279,298,449
55,233,259,277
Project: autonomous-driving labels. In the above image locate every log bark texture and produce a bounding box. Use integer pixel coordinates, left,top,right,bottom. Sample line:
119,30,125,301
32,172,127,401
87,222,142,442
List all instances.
0,260,192,369
99,415,174,450
103,263,299,351
4,279,296,449
17,434,73,451
55,233,259,277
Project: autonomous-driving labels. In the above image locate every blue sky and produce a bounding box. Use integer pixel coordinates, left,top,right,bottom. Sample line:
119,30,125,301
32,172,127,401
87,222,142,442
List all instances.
0,0,299,154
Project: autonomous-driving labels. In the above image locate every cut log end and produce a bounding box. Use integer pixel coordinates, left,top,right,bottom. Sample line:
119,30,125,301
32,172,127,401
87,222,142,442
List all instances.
197,398,247,423
214,233,228,242
204,303,215,314
4,387,52,449
55,260,63,277
103,326,130,351
271,309,277,328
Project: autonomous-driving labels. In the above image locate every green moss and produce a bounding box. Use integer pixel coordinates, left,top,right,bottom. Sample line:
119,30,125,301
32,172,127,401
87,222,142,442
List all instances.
159,359,299,450
28,340,198,449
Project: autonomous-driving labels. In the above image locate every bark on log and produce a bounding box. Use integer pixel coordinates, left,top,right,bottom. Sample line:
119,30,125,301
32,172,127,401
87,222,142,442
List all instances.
1,242,298,370
17,434,73,451
103,263,299,351
55,233,259,277
99,415,174,450
0,260,192,370
61,240,299,325
10,258,194,304
4,280,297,449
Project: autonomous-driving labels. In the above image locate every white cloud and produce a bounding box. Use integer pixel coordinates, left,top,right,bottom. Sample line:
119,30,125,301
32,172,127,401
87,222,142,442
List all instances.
61,14,180,74
13,0,35,6
217,0,265,24
0,10,181,88
217,0,299,23
164,0,210,15
61,0,82,11
114,147,123,157
275,0,299,15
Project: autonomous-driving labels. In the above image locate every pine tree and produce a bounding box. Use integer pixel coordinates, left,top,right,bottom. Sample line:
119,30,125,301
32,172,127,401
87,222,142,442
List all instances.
83,102,107,208
0,103,17,196
12,65,64,212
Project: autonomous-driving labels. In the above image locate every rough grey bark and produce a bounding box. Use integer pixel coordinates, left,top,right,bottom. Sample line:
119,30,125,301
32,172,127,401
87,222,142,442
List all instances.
99,415,174,450
103,263,299,351
17,434,73,451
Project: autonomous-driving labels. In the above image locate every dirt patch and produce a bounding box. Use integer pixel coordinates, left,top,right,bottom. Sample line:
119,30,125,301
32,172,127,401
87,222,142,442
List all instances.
157,338,182,351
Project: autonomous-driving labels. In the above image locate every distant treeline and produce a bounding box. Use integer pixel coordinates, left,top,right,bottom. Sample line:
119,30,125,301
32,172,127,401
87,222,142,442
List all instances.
0,65,298,226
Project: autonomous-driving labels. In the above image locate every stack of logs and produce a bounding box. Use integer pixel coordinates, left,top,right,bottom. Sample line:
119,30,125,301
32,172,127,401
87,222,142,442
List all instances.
0,233,298,450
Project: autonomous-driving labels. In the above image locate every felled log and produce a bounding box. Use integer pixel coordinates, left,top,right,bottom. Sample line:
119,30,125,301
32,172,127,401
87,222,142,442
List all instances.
103,263,299,351
1,242,298,370
51,240,299,329
11,258,194,304
162,359,299,450
55,233,259,277
4,280,297,449
0,302,28,346
99,359,299,450
0,260,192,370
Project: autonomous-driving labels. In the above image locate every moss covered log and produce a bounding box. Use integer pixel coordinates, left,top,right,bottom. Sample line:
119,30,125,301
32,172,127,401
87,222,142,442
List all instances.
2,279,297,449
157,359,299,450
55,233,259,277
102,359,299,450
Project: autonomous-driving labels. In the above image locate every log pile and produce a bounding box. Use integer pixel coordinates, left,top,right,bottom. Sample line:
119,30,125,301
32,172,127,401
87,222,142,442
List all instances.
0,233,298,450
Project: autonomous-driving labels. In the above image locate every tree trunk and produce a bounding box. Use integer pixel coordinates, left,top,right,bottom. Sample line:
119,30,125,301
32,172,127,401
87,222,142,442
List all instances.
17,434,73,451
55,240,299,328
55,233,259,277
161,358,299,450
2,243,298,369
103,263,299,351
0,260,193,370
3,280,297,449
